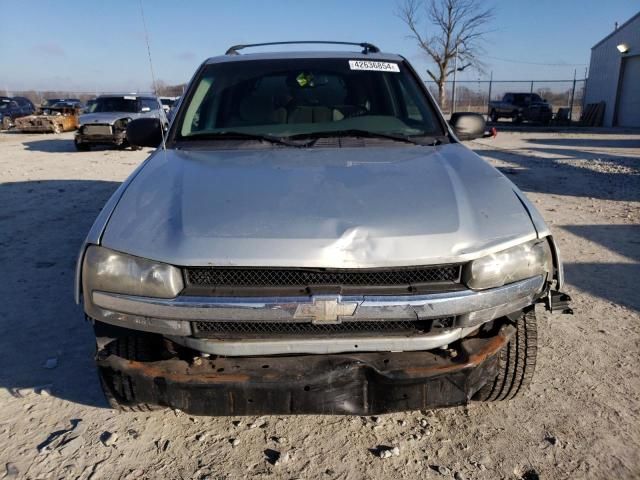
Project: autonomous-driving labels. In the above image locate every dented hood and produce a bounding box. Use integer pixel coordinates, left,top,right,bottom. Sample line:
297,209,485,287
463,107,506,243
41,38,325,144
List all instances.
100,144,541,267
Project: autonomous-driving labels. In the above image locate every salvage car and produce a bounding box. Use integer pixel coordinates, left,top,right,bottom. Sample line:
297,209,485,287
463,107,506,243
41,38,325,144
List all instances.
76,41,571,415
0,96,35,129
74,94,166,151
15,102,82,133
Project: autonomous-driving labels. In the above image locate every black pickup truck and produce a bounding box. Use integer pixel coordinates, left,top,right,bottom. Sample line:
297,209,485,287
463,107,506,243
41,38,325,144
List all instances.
489,93,552,124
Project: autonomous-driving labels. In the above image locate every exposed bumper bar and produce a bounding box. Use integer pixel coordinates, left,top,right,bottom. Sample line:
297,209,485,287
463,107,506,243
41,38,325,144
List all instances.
167,326,479,356
92,275,544,327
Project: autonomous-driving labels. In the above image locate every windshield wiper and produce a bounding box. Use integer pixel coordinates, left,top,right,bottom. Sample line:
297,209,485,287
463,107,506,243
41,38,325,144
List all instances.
290,129,434,146
179,131,305,148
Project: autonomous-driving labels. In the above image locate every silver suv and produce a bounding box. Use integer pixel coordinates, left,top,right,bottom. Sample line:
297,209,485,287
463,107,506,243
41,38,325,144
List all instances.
76,42,571,415
75,94,166,151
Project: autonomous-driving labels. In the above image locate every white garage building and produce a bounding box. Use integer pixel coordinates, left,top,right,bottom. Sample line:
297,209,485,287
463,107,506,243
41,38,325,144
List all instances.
584,12,640,127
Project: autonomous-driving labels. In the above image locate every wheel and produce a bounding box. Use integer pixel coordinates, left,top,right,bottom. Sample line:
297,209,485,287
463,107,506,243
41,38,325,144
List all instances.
74,138,90,151
489,110,499,123
98,336,162,412
473,309,537,401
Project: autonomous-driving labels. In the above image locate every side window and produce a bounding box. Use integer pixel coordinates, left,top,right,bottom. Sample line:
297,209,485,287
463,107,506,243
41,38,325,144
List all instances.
397,80,423,121
141,98,159,111
181,76,215,136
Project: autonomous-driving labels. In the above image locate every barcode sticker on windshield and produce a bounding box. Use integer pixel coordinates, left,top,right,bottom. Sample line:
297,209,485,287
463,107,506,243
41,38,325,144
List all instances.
349,60,400,72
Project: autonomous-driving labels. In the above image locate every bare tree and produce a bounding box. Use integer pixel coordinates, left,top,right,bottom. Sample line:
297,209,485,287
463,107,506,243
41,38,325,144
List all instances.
397,0,494,109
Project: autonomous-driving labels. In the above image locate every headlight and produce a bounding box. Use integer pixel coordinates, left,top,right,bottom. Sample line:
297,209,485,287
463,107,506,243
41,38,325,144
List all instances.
463,239,552,290
83,245,183,298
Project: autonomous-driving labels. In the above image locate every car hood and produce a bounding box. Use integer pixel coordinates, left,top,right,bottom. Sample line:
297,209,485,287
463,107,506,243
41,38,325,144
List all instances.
101,144,543,267
80,112,138,125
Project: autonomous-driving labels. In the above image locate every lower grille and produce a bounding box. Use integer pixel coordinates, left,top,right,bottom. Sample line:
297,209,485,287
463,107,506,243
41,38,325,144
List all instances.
192,317,455,339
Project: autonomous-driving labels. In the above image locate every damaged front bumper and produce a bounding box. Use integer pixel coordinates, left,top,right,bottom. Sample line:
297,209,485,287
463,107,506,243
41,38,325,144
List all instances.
98,322,515,415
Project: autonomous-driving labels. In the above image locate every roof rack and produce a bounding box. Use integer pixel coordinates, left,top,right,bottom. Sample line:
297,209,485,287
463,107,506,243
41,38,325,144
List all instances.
225,41,380,56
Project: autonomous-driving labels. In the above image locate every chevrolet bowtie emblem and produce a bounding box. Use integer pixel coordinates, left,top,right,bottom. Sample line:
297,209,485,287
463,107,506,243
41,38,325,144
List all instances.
294,296,359,325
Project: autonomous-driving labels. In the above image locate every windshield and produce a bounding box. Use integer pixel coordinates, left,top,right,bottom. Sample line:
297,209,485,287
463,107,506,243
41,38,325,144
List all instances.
176,58,443,140
43,99,63,107
93,97,139,113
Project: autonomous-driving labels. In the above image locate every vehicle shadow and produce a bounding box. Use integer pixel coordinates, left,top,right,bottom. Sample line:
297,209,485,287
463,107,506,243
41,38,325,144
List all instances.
22,137,134,153
477,146,640,202
0,179,121,408
560,224,640,312
22,137,78,153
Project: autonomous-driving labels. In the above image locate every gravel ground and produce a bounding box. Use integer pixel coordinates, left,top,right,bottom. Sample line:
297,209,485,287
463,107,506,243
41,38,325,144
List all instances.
0,130,638,479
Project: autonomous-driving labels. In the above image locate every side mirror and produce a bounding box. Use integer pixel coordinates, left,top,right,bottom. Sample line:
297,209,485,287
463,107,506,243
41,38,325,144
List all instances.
140,106,151,113
127,117,163,148
449,113,486,141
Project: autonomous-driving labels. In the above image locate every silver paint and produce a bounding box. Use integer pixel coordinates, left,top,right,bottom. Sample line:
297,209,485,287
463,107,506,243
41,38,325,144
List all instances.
98,143,544,268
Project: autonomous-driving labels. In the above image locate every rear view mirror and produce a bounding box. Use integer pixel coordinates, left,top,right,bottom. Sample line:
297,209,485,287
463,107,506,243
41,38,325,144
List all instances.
449,113,486,141
127,117,163,148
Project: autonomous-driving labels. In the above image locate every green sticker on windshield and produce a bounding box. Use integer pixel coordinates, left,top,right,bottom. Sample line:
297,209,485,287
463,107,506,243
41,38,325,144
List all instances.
296,72,314,87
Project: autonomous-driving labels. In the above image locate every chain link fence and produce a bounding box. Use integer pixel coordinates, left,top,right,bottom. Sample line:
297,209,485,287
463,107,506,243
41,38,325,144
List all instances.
426,79,586,122
5,79,586,123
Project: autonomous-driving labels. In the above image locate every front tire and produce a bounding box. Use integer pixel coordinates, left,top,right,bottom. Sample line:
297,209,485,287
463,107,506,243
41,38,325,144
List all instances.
473,309,537,401
98,336,162,412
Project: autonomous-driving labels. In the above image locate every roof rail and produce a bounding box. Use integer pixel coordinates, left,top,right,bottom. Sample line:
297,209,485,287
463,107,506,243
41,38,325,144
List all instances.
225,41,380,56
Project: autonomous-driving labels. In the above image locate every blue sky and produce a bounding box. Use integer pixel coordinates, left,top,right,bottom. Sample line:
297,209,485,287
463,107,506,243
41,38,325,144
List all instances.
1,0,638,92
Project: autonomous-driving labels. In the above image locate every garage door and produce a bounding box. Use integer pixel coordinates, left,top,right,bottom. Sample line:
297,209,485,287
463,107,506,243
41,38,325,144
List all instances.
617,55,640,127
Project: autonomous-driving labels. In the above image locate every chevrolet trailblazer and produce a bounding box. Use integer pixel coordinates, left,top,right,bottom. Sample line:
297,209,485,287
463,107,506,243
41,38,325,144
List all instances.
76,41,571,415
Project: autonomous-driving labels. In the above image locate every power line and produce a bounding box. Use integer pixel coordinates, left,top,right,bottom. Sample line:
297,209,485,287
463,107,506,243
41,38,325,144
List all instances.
138,0,166,151
484,55,587,67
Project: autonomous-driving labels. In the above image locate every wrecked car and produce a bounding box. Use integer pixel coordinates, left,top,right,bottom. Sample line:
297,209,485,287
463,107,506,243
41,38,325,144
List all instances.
76,41,571,415
74,94,166,151
0,96,35,129
15,102,81,133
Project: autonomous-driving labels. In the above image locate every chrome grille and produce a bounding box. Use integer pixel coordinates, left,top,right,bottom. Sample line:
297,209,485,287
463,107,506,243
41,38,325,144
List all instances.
192,317,455,338
185,265,461,288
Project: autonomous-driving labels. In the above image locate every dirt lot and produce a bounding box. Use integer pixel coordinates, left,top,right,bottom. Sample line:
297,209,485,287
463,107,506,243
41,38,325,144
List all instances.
0,130,638,480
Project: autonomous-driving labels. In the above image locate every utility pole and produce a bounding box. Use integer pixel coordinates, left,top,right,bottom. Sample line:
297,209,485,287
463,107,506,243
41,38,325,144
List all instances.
451,45,458,114
487,71,493,117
